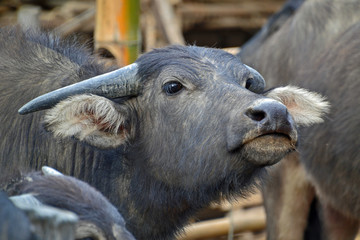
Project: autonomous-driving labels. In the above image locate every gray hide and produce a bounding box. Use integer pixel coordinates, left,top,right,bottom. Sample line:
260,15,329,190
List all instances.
239,0,360,239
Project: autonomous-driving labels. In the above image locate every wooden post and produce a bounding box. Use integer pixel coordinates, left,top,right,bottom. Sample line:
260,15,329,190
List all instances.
178,207,266,240
95,0,140,66
153,0,185,45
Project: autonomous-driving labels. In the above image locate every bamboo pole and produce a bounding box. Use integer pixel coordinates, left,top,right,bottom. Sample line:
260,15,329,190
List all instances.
95,0,140,66
178,207,266,240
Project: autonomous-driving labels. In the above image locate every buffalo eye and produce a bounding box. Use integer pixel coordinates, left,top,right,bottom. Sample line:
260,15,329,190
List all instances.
163,81,184,95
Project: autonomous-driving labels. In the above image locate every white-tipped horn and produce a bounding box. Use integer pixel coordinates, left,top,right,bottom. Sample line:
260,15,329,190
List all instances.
42,166,64,176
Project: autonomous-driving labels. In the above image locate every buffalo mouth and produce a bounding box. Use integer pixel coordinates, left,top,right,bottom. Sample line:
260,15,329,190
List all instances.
238,131,297,166
244,132,293,145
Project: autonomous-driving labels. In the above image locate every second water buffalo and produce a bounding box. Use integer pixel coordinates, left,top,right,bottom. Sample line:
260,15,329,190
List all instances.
239,0,360,239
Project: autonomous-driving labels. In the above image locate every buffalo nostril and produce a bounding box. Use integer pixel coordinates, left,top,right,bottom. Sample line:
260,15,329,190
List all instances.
245,78,254,90
246,108,267,122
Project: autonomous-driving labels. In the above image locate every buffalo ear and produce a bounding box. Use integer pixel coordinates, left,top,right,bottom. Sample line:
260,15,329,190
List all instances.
44,94,131,149
265,86,330,126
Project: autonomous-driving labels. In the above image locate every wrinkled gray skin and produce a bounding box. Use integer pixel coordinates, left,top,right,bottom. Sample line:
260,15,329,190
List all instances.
240,0,360,239
0,27,300,239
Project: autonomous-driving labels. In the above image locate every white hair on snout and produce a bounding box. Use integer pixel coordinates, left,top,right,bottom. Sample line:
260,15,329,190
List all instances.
265,85,330,126
44,94,129,148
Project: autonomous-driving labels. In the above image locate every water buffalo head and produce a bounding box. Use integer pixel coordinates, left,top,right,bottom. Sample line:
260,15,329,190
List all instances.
19,45,329,192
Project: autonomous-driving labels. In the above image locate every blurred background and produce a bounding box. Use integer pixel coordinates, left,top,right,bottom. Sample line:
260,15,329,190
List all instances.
0,0,286,239
0,0,285,64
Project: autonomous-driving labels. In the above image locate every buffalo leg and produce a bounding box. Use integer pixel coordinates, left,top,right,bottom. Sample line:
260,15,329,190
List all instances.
263,152,315,240
320,202,359,240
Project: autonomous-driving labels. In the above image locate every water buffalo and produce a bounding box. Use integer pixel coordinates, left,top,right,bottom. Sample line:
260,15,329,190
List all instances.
4,166,135,240
239,0,360,239
0,27,328,239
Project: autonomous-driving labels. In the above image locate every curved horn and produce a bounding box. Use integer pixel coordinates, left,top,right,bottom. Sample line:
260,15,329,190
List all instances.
19,63,139,115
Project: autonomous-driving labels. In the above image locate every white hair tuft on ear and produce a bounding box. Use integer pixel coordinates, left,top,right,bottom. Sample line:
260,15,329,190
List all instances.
266,86,330,126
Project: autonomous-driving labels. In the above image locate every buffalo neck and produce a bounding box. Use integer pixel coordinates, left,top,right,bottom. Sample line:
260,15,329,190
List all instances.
114,153,263,239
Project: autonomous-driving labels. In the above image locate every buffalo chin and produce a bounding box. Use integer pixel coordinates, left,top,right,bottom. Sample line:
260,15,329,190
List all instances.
241,134,295,166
